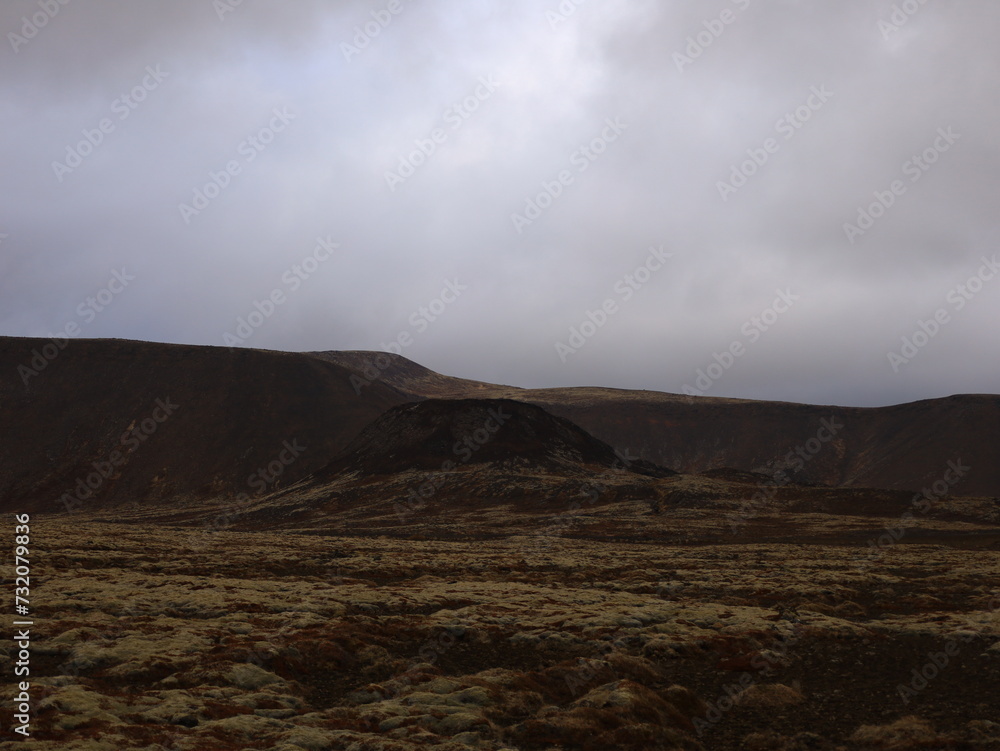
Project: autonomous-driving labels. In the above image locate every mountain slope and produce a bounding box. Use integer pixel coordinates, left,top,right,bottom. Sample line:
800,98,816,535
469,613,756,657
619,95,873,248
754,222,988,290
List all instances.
311,350,1000,496
312,397,675,479
2,337,997,516
0,337,410,512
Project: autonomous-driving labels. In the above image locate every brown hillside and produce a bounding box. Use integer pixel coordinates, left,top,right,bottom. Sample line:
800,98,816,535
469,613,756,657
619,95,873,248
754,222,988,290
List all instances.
0,337,409,513
313,398,675,479
312,351,1000,497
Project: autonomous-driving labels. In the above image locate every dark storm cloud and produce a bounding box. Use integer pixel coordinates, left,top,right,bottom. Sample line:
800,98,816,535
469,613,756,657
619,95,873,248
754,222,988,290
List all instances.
1,0,997,407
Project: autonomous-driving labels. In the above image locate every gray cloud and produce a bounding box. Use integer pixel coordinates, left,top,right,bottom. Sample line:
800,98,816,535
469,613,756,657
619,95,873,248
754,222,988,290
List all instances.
2,0,998,407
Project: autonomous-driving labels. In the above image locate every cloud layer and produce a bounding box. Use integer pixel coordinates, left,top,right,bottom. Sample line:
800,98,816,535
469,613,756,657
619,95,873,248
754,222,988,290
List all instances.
2,0,998,407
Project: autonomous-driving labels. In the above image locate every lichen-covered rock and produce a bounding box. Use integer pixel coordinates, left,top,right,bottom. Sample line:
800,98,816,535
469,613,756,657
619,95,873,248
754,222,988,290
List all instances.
850,715,940,748
224,662,289,690
14,517,1000,751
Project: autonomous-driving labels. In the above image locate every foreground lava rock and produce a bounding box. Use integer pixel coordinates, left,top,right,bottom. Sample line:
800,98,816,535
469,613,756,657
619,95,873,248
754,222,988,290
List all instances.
2,512,998,750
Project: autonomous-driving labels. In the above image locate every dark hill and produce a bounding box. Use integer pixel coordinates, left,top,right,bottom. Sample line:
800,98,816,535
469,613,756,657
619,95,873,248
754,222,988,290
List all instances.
0,337,409,513
311,350,1000,497
312,398,675,479
2,337,998,516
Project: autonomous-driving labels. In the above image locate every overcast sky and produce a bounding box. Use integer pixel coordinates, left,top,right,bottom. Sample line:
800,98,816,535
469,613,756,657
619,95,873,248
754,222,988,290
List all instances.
2,0,997,407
